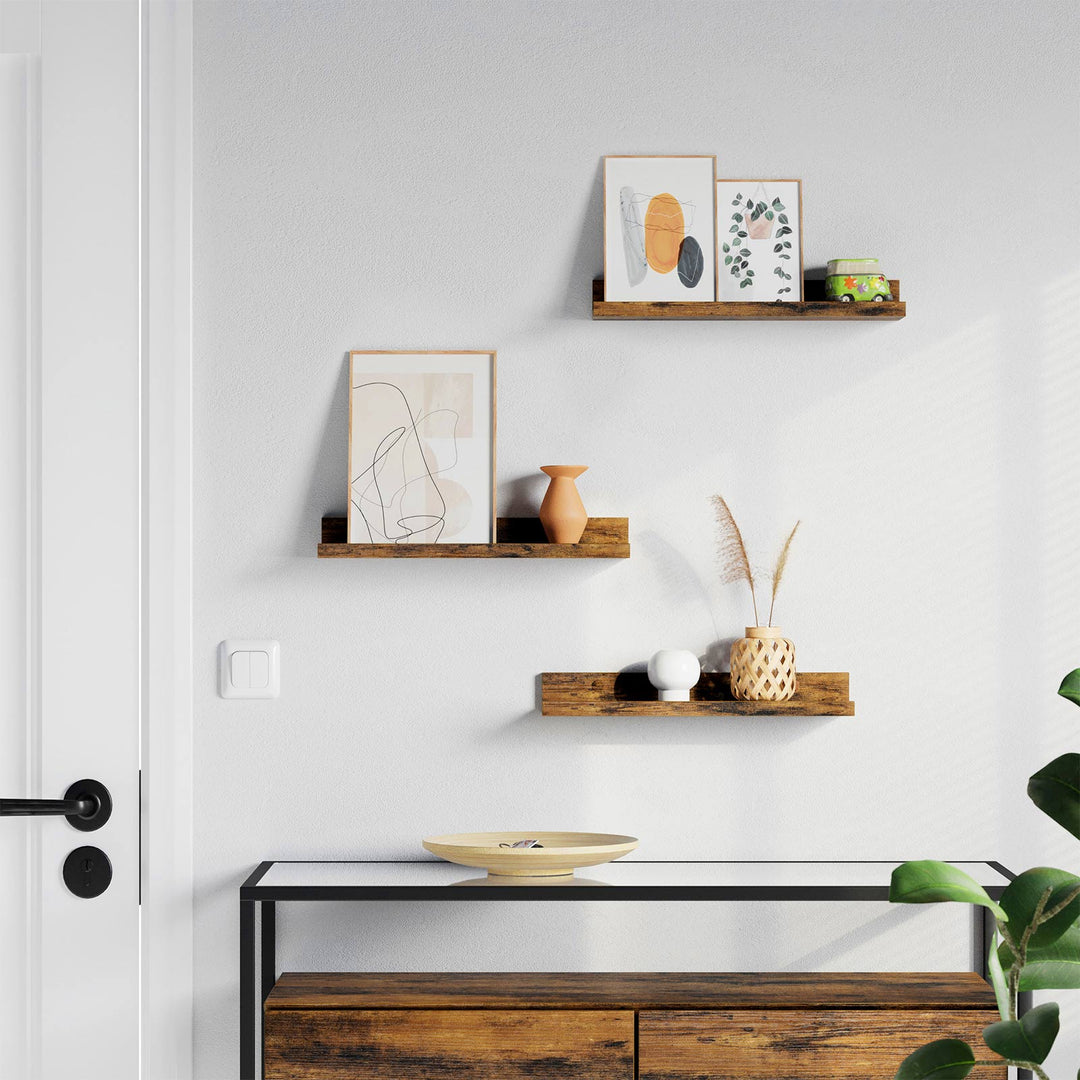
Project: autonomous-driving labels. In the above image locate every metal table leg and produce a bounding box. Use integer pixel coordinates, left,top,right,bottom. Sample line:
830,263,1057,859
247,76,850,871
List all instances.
261,901,277,1079
977,905,1032,1080
240,898,255,1080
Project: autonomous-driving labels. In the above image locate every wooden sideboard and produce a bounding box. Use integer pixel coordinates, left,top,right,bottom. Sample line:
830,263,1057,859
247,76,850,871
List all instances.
263,971,1004,1079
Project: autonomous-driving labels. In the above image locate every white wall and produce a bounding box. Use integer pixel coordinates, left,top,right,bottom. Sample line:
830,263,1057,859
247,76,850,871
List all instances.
193,1,1080,1076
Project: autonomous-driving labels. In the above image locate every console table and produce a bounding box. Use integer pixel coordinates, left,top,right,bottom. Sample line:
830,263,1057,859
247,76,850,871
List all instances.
240,860,1018,1080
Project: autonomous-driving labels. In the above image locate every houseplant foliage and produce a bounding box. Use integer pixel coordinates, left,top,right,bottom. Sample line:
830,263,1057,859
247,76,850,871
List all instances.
889,670,1080,1079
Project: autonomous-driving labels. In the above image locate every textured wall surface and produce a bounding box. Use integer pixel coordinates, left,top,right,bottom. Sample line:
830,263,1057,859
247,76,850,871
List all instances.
193,2,1080,1075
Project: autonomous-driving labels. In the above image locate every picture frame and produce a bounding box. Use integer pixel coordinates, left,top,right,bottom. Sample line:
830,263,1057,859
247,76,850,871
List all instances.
604,155,717,302
716,179,804,302
348,351,497,544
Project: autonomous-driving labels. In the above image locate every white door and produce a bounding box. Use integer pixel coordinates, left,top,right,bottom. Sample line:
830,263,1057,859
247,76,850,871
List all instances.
1,2,142,1076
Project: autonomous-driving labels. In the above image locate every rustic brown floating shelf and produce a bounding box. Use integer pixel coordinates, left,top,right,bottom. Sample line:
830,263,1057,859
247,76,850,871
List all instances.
318,516,630,559
541,671,854,716
592,278,905,320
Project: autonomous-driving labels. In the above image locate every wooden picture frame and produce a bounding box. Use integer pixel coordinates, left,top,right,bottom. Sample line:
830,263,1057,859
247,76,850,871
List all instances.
348,351,497,544
716,179,804,302
603,155,718,302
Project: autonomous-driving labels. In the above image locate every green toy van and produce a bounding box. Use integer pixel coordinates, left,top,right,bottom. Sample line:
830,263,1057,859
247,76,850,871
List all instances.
825,259,892,302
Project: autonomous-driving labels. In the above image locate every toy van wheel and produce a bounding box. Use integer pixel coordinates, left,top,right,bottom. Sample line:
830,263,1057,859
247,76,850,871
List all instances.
839,294,853,302
872,294,884,301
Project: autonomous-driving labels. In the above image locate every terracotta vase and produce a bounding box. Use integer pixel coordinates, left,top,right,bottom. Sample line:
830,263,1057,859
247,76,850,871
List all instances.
729,626,797,701
538,466,588,544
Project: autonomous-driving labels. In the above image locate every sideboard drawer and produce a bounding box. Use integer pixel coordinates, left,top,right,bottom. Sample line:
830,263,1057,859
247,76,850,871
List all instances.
638,1009,1005,1079
264,1007,635,1079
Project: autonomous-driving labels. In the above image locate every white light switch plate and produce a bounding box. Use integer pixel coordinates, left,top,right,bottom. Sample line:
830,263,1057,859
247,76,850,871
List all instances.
219,639,280,699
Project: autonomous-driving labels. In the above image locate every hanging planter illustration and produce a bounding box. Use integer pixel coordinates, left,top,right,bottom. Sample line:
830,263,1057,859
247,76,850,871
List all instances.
722,185,795,293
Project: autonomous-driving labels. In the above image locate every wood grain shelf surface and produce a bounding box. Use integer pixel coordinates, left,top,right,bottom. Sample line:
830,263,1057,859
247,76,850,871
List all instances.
266,972,995,1011
318,516,630,559
541,671,854,716
592,278,905,320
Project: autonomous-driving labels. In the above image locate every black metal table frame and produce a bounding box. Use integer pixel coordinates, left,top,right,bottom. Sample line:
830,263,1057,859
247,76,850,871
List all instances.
239,859,1021,1080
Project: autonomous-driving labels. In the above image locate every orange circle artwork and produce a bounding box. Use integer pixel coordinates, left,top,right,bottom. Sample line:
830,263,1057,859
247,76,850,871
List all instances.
644,193,685,274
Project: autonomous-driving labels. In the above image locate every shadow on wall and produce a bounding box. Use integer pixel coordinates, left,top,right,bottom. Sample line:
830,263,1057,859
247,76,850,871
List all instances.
559,159,603,321
296,353,350,556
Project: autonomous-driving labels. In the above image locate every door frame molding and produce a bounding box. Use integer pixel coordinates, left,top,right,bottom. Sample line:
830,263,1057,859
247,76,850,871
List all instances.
141,1,194,1077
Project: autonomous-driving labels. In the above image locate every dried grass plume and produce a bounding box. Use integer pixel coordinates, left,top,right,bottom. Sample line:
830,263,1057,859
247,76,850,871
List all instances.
769,520,801,625
710,494,759,625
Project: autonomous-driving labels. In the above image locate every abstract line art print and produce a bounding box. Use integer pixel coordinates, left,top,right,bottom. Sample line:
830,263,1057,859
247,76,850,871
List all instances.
347,351,496,544
716,180,804,301
603,156,717,302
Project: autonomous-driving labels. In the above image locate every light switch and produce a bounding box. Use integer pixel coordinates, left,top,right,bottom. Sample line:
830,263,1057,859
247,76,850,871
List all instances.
219,640,280,699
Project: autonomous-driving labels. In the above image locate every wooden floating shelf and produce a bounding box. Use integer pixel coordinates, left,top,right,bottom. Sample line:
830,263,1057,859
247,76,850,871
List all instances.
318,516,630,559
592,278,905,320
541,671,854,716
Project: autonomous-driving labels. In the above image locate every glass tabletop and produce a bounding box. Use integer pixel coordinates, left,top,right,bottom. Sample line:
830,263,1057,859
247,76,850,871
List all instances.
242,860,1014,901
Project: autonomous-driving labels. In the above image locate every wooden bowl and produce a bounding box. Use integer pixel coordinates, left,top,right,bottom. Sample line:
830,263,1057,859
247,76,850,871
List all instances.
422,831,638,878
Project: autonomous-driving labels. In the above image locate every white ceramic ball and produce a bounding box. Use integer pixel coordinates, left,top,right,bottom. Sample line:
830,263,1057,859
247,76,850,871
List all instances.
646,649,701,702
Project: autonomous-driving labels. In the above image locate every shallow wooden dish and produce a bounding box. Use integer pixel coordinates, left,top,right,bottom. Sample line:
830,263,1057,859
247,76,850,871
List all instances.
422,831,638,877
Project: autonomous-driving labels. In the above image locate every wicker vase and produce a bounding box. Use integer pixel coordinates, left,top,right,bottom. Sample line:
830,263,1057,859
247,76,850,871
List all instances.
730,626,797,701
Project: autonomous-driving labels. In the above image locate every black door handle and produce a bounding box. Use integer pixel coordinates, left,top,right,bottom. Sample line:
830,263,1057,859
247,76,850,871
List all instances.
0,779,112,831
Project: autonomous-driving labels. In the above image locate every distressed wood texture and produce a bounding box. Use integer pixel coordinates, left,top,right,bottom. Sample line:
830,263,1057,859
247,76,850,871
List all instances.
638,1010,1005,1079
266,972,997,1011
263,1008,634,1079
318,516,630,558
541,671,854,716
592,278,905,319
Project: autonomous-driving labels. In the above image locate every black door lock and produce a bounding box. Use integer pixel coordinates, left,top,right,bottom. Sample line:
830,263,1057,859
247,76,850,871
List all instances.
63,846,112,899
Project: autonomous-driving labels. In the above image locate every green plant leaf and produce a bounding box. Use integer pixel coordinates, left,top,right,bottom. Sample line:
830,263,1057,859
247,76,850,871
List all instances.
737,230,747,238
1028,753,1080,839
986,930,1010,1019
765,210,773,220
756,201,766,213
731,198,741,206
1057,668,1080,705
722,243,730,253
729,224,739,233
724,256,732,265
1002,922,1080,990
772,196,782,208
778,213,789,224
774,243,783,252
983,1002,1059,1064
739,248,751,256
894,1039,975,1079
783,241,792,248
746,270,754,277
890,861,1009,920
999,867,1080,948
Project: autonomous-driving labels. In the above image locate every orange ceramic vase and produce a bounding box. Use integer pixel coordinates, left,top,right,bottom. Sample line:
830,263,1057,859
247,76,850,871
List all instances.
539,466,588,543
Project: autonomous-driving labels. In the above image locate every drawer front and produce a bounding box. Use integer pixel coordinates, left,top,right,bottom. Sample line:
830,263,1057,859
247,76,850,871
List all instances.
639,1010,1006,1079
264,1008,635,1079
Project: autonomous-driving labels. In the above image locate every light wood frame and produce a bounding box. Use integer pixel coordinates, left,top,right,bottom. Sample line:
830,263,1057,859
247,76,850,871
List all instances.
347,350,497,545
603,155,718,302
715,179,805,301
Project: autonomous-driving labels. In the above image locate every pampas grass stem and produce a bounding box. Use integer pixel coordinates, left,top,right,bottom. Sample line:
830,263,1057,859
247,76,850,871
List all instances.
710,494,759,626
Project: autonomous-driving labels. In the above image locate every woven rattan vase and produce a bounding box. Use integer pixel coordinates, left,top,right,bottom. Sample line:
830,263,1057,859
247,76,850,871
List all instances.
730,626,797,701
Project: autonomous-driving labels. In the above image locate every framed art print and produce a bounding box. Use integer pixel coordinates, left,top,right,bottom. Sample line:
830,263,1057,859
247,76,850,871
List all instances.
716,180,803,301
348,351,496,544
604,155,717,302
